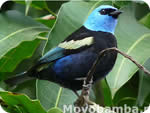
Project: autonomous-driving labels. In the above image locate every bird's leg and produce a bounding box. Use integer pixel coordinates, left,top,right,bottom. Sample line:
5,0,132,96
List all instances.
73,89,87,107
81,78,95,105
82,96,95,105
74,78,94,106
82,77,93,90
74,91,94,107
74,95,86,107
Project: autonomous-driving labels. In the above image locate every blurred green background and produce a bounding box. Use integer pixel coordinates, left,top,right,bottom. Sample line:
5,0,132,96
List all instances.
0,0,150,113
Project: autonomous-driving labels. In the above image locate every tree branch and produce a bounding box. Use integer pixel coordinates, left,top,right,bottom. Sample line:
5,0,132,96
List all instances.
75,47,150,106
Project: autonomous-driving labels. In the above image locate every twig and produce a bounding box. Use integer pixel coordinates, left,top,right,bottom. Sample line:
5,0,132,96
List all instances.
41,15,56,20
103,47,150,75
75,47,150,107
86,47,150,84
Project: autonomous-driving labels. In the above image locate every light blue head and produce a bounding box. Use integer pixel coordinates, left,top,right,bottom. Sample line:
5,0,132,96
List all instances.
84,5,122,34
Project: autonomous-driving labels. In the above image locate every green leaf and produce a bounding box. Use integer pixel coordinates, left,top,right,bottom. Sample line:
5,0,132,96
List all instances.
113,1,130,8
30,1,47,10
25,0,32,16
45,1,66,15
0,10,49,60
12,80,36,99
0,39,40,73
44,1,97,53
135,11,150,107
2,40,48,98
36,18,56,28
140,13,150,29
20,0,57,16
0,91,47,113
136,59,150,106
93,80,112,106
37,1,114,110
14,0,46,10
36,1,101,110
113,73,139,106
106,4,150,98
36,80,77,110
48,107,63,113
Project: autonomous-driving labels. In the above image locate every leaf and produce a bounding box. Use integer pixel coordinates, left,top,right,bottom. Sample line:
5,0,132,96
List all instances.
0,39,40,73
140,13,150,28
25,0,32,16
0,10,49,60
113,73,139,106
37,1,115,110
106,4,150,98
29,1,47,10
36,18,56,28
45,1,66,14
36,1,100,110
136,11,150,107
36,80,77,110
0,91,47,113
44,1,97,53
95,79,113,106
134,3,150,20
2,40,48,99
12,80,37,99
14,0,47,11
113,1,130,8
16,0,57,16
136,59,150,106
48,107,63,113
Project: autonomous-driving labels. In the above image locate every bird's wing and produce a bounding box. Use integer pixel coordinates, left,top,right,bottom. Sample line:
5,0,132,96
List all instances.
38,47,65,64
36,26,94,67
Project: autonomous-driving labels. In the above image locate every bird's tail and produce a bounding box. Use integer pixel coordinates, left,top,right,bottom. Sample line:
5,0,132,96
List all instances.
5,71,34,87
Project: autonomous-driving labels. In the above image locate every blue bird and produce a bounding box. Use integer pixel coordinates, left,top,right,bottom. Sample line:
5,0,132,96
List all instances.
5,5,122,93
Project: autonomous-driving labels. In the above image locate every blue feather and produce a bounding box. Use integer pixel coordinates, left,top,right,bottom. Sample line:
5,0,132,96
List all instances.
84,5,118,34
52,50,97,80
5,5,121,91
39,47,65,64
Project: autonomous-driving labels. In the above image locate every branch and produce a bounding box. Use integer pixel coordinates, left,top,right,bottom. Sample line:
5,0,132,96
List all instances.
86,47,150,84
75,47,150,107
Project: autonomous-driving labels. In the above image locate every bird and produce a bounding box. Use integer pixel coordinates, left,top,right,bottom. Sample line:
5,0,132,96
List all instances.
5,5,122,94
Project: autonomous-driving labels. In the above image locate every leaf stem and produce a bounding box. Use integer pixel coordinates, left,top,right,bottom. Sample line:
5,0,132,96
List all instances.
37,36,48,40
55,87,63,108
45,7,57,17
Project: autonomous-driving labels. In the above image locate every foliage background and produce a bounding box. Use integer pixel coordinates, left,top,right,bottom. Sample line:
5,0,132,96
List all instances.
0,0,150,113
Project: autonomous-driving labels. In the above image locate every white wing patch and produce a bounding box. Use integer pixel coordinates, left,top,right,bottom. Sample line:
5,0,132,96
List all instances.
75,77,86,81
58,37,94,49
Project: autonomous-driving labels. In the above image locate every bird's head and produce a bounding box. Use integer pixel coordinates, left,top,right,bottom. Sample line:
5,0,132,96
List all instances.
84,5,122,34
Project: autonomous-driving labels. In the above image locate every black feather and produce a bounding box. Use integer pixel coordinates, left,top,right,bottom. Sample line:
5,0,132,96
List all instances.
5,26,117,91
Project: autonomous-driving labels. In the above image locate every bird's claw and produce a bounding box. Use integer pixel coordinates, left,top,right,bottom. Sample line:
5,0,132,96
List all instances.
74,95,94,107
74,95,86,107
83,78,93,90
83,96,95,105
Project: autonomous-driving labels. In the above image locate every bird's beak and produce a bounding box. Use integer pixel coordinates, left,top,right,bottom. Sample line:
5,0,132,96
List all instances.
109,10,123,18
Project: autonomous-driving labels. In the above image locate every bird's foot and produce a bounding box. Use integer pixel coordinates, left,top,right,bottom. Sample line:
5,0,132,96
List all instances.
82,78,93,90
83,96,95,105
74,77,94,107
74,95,85,107
74,95,94,107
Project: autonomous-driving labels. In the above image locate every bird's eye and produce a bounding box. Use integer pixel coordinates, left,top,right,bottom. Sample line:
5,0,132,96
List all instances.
100,9,107,15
